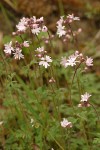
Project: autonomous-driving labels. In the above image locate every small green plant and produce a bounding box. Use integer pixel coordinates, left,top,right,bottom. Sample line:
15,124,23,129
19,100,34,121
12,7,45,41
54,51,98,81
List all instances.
0,14,99,150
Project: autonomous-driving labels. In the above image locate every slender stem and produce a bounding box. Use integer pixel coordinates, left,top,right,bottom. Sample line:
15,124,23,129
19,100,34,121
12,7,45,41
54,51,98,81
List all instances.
68,23,79,50
82,121,91,150
49,132,65,150
89,102,100,121
69,62,83,109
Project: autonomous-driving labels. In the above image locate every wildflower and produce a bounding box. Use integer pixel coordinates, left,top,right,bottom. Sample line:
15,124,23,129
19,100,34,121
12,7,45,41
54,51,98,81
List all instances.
39,55,52,68
78,92,91,107
35,46,44,52
81,92,91,102
31,24,41,35
67,14,80,23
13,48,24,60
16,17,28,31
23,41,29,47
60,57,68,68
85,56,93,67
66,54,78,66
61,51,81,68
61,118,72,128
36,16,44,23
57,16,66,37
4,41,14,54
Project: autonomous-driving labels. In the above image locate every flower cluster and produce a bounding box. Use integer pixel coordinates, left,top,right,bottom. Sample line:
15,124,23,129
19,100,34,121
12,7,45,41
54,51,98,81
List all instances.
56,14,81,42
78,92,91,107
66,14,80,23
61,118,72,128
35,46,52,68
4,41,29,60
60,51,93,68
13,16,48,36
57,16,66,37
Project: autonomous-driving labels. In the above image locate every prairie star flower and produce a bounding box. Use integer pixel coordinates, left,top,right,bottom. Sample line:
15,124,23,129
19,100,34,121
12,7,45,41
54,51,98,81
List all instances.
61,118,72,128
57,16,66,37
67,14,80,23
39,55,52,68
16,17,28,31
81,92,91,102
60,57,69,68
67,54,78,66
4,41,14,54
85,56,93,66
13,48,24,60
35,46,44,52
31,24,41,35
78,92,91,107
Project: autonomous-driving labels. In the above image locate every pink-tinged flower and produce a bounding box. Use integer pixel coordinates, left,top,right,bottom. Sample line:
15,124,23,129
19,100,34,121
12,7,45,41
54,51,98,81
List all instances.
61,118,72,128
39,55,52,68
42,26,48,32
13,48,24,60
16,17,28,32
81,92,91,102
60,51,80,68
23,41,29,47
67,14,80,23
67,54,78,66
57,26,66,37
60,57,69,68
78,92,91,107
31,24,41,35
57,16,66,37
35,46,44,52
36,17,44,23
4,41,14,54
85,56,93,66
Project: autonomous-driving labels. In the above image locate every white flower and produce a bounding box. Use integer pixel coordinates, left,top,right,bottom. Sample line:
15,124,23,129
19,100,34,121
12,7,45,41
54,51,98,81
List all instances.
57,16,64,26
35,46,44,52
4,41,14,54
13,48,24,60
61,118,72,128
57,26,66,37
67,14,80,23
31,24,41,35
81,92,91,102
39,55,52,68
36,17,44,23
57,16,66,37
67,54,78,66
85,56,93,66
23,41,29,47
61,51,80,68
60,57,69,68
16,17,27,31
